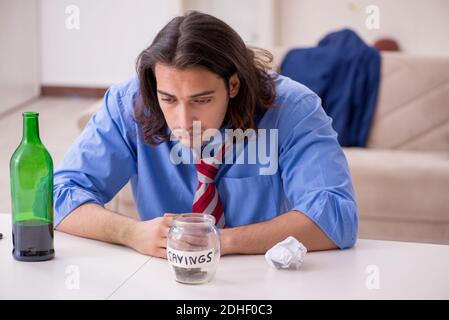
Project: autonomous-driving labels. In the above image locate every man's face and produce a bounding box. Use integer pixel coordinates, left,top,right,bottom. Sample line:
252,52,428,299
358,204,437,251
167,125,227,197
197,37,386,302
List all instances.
154,63,239,147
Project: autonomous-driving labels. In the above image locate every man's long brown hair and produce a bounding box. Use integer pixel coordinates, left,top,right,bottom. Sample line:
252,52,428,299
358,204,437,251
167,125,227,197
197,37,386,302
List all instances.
135,11,277,146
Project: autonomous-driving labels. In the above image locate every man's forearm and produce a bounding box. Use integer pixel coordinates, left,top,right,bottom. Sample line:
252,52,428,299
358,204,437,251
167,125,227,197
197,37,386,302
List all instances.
220,211,337,255
55,203,138,247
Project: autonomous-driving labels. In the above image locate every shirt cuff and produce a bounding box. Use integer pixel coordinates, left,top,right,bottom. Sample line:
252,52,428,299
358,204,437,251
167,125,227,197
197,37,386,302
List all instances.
290,191,358,249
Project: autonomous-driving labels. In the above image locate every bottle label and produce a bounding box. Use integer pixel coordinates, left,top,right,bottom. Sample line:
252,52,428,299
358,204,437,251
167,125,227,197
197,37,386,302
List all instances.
167,247,215,268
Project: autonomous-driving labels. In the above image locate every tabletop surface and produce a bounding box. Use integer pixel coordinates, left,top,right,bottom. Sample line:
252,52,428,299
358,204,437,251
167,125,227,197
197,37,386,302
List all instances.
1,213,449,299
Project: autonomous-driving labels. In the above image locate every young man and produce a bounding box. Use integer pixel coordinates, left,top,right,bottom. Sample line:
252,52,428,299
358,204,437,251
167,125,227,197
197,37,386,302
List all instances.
54,11,358,258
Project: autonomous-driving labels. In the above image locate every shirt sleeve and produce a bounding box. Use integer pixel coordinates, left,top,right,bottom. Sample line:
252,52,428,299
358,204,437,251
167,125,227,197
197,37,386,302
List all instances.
53,86,137,227
278,93,358,249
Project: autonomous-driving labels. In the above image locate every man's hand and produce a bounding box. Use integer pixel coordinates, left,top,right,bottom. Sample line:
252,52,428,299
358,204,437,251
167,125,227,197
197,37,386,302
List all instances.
127,214,175,258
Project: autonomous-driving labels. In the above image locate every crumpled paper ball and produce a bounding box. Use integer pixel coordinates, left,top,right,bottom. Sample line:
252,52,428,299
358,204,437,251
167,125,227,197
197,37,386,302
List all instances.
265,236,307,270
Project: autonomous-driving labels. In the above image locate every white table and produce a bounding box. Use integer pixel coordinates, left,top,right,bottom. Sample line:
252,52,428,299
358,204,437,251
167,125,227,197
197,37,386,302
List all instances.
1,213,449,299
0,213,149,299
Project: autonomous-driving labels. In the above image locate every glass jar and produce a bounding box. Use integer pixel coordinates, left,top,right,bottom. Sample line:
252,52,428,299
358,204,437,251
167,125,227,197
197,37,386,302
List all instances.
167,213,220,284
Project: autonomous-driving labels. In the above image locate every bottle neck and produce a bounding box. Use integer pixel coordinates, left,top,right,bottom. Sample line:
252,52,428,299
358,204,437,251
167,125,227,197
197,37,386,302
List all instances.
22,113,41,144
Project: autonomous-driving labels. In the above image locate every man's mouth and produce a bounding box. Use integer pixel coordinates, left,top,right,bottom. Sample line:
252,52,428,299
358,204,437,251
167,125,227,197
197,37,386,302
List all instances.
172,129,204,143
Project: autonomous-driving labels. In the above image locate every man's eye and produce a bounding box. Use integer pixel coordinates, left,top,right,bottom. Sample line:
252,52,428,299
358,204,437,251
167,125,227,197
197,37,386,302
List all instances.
194,98,212,104
161,97,176,104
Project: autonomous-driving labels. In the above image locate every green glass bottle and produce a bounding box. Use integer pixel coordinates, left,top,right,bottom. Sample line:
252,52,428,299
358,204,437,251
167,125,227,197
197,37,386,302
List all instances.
10,112,55,261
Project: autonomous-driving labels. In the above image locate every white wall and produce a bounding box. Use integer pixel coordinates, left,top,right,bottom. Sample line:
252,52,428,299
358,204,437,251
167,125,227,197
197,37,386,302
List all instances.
39,0,449,88
183,0,276,47
39,0,179,87
279,0,449,55
39,0,278,87
0,0,40,113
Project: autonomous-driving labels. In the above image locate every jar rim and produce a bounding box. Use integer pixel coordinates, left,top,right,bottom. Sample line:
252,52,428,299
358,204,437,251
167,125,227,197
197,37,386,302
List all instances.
173,213,216,225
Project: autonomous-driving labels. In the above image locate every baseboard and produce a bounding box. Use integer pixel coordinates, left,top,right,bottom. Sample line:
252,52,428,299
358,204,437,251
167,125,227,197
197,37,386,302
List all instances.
41,85,107,98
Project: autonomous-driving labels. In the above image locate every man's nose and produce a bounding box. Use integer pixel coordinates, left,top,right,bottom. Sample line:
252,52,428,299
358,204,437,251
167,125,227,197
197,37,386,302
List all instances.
178,104,194,132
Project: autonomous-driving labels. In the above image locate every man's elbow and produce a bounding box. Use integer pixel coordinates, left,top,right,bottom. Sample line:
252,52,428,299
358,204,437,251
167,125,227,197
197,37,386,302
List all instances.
336,208,359,250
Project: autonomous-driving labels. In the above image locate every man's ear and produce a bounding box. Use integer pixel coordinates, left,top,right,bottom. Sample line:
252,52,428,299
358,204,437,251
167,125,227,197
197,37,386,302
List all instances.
228,73,240,98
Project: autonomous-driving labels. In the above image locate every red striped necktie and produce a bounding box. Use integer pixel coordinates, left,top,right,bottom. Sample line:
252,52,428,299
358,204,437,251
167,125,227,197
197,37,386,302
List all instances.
192,145,227,228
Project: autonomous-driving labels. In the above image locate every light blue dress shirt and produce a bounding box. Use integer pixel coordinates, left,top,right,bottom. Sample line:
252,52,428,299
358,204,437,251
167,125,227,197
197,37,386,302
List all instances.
54,74,358,249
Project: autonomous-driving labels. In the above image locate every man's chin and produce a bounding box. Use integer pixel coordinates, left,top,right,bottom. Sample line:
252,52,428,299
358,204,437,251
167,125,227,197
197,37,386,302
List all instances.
178,138,192,148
